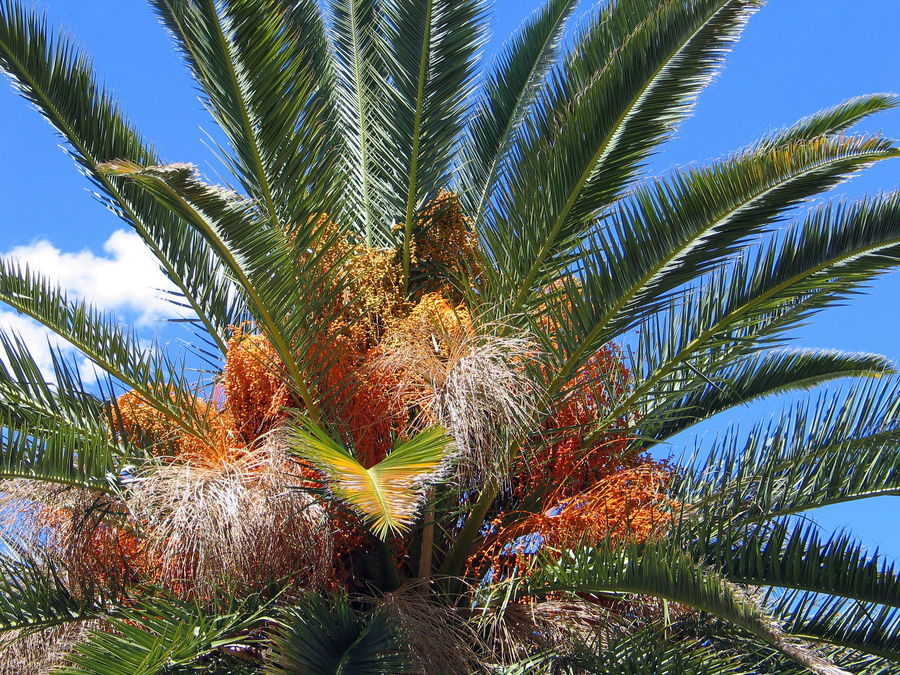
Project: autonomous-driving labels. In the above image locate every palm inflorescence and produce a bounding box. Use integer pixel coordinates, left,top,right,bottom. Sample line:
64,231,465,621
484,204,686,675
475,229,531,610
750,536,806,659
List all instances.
0,0,899,672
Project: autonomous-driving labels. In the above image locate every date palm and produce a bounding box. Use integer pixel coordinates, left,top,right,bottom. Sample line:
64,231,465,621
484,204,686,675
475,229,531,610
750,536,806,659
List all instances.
0,0,899,672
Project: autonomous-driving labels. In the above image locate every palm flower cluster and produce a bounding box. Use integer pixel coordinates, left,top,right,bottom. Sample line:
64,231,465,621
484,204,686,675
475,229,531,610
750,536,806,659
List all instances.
1,0,900,673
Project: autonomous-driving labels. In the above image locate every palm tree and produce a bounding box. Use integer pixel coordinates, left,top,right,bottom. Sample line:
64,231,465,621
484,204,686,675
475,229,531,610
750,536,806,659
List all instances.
0,0,898,671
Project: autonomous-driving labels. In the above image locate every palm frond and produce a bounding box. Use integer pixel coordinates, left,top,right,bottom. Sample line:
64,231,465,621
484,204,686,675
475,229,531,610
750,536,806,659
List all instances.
380,0,488,285
481,0,760,312
57,592,270,675
0,409,124,492
759,93,900,147
569,629,754,675
265,595,412,674
328,0,396,244
0,258,212,440
579,191,900,441
289,420,453,539
458,0,578,221
531,542,837,673
773,592,900,662
678,377,900,522
0,1,245,352
104,161,345,419
0,537,104,635
695,519,900,608
644,348,895,442
538,133,899,390
0,333,106,431
151,0,346,231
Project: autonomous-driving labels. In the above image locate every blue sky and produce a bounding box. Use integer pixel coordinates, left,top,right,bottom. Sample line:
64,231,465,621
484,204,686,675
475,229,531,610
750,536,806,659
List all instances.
0,1,898,554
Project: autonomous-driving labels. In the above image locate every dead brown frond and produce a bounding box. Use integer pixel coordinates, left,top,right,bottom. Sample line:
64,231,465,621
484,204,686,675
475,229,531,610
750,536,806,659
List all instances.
470,598,553,666
0,481,135,597
0,621,101,675
377,308,538,482
124,439,332,597
468,593,643,668
371,590,483,675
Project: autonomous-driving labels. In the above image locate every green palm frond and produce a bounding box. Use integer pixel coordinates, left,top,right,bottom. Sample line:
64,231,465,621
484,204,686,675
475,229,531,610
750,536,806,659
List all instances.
0,258,212,440
760,93,900,146
644,348,895,442
0,409,124,492
0,2,244,353
289,420,453,540
104,161,348,419
679,377,900,522
265,595,411,675
0,333,106,431
328,0,395,245
458,0,578,222
0,537,105,635
481,0,760,312
382,0,488,285
537,133,899,389
576,191,900,442
531,542,829,671
151,0,346,232
773,592,900,662
56,592,270,675
694,519,899,608
568,629,754,675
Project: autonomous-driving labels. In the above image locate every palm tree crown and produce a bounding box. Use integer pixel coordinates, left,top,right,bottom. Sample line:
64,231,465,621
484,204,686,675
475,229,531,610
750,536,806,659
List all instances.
0,0,898,672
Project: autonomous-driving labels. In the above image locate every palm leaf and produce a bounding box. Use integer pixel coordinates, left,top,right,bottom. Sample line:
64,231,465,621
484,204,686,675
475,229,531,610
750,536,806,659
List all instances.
0,258,212,440
773,592,900,662
0,1,244,352
0,410,125,492
538,133,898,392
760,93,900,146
105,161,347,420
531,541,837,672
578,191,900,442
289,420,453,539
569,629,755,675
57,592,270,675
151,0,346,231
381,0,488,285
481,0,760,313
265,595,411,675
694,519,900,608
458,0,578,222
0,537,105,635
328,0,396,244
643,348,895,442
678,377,900,522
0,333,107,432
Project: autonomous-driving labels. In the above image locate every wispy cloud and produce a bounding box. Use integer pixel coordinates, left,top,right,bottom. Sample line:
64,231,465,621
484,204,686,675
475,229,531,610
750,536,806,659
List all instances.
0,230,183,382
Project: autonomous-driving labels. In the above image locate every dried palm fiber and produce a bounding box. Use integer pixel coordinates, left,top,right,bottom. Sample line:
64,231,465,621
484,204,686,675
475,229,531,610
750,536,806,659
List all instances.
0,480,138,597
470,596,566,666
377,294,538,482
472,596,648,667
0,621,102,675
124,438,331,597
370,590,482,675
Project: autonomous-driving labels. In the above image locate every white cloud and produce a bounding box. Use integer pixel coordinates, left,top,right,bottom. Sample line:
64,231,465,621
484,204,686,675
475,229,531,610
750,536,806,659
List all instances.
4,229,179,325
0,230,183,384
0,309,99,384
